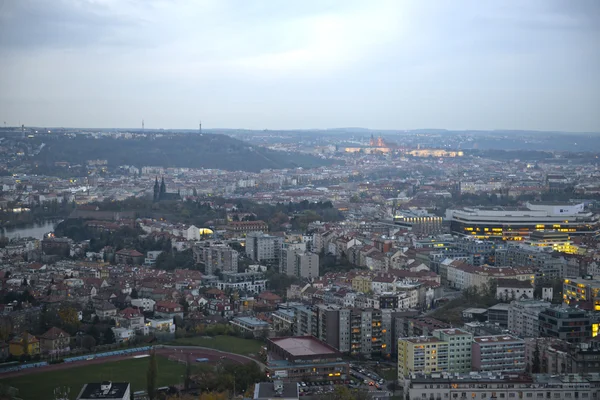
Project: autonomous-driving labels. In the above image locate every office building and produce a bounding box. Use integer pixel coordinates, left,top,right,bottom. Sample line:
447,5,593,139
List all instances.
397,337,449,379
523,230,580,254
246,232,283,264
563,277,600,310
432,328,473,373
539,306,592,343
471,335,526,373
507,300,551,338
447,202,599,240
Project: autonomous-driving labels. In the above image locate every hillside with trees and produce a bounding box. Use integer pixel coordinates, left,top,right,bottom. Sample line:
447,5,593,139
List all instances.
31,133,334,172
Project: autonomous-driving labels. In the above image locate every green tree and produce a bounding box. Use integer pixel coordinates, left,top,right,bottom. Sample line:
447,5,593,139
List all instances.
147,349,158,400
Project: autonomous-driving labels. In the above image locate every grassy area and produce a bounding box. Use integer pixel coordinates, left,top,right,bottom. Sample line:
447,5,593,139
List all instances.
380,368,398,381
170,335,263,356
1,356,186,400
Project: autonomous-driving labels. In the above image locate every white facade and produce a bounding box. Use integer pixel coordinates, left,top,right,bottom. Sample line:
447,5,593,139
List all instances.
131,298,156,312
507,300,550,338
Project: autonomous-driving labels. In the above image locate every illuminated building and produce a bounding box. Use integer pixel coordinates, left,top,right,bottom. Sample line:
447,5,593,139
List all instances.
407,149,464,157
398,336,449,379
393,209,443,235
523,230,580,254
539,306,592,343
563,277,600,310
447,202,600,241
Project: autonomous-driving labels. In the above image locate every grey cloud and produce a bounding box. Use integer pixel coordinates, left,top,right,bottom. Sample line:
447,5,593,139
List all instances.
0,0,143,49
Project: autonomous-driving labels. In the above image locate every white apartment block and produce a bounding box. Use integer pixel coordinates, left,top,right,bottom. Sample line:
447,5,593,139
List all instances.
507,300,550,338
246,232,283,264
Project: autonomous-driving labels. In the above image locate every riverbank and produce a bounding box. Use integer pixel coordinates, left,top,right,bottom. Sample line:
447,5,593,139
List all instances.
0,218,63,240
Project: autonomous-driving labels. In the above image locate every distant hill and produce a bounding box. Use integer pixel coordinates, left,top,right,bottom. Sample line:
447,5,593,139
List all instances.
32,133,334,172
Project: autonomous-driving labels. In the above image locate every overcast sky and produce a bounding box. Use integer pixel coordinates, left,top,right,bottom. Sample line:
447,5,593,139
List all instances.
1,0,599,132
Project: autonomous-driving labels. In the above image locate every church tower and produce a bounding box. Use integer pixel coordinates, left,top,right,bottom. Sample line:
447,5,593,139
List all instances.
160,177,166,195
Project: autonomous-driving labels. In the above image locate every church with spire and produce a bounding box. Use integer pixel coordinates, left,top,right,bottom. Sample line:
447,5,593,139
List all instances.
153,177,181,202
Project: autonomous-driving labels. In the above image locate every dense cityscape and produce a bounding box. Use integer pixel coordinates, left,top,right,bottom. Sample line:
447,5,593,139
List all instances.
2,1,599,400
0,125,600,400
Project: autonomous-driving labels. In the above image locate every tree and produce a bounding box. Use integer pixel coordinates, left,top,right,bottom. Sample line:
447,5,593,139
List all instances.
532,341,541,373
130,288,139,299
104,327,116,344
81,335,96,350
0,317,13,342
147,349,158,400
58,306,80,332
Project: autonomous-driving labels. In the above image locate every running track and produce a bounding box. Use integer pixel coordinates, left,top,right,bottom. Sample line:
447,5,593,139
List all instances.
0,346,263,380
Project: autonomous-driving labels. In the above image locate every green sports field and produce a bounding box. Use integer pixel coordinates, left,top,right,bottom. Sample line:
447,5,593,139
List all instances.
1,356,186,400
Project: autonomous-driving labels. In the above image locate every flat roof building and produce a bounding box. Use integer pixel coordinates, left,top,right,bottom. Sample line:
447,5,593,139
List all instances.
266,336,349,383
447,202,599,241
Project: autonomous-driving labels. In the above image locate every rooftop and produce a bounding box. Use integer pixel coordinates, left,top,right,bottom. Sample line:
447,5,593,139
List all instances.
254,382,299,400
402,336,443,344
473,335,522,344
270,336,338,357
77,382,130,399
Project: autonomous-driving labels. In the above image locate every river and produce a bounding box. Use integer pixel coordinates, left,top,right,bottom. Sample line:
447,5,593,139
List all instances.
0,219,62,240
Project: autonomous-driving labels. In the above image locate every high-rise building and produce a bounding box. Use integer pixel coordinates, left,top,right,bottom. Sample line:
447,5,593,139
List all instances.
246,232,283,264
314,304,350,353
193,242,238,275
398,337,449,379
471,335,526,373
280,247,319,278
432,328,473,373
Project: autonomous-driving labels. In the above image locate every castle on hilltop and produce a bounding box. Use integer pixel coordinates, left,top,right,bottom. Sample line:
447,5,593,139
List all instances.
153,177,181,202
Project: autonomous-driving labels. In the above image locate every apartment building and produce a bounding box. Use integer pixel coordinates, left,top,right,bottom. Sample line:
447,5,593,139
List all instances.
433,328,473,373
445,261,535,291
350,308,382,357
280,247,319,278
314,304,351,353
472,335,526,373
404,372,600,400
246,232,283,264
398,337,449,380
507,300,551,338
193,242,239,275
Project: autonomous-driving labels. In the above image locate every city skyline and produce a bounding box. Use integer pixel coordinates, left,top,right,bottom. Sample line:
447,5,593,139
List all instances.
1,0,599,132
